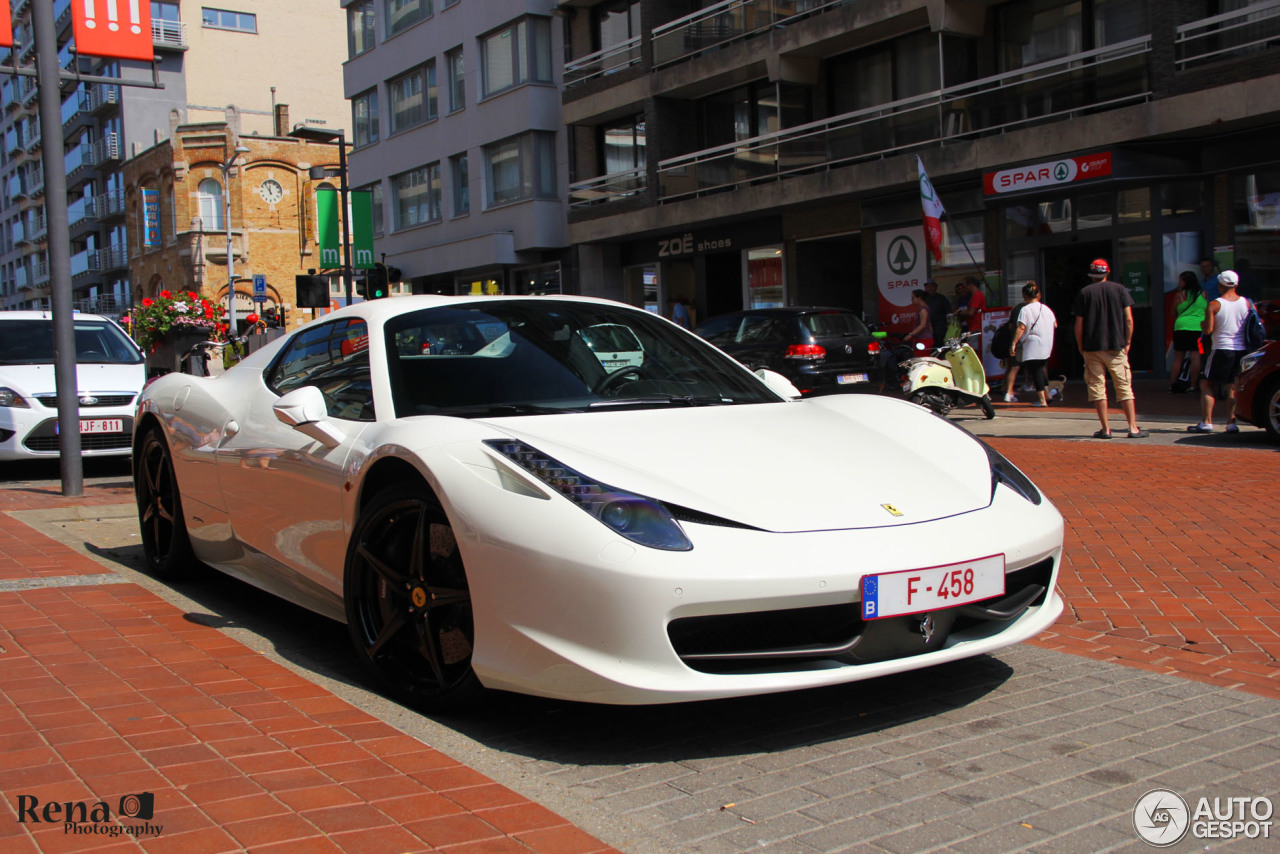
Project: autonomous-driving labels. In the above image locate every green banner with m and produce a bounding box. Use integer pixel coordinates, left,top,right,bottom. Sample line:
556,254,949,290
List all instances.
316,189,375,271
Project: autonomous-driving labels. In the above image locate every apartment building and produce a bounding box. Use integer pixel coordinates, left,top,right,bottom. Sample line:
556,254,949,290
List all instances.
562,0,1280,377
340,0,568,297
0,0,347,316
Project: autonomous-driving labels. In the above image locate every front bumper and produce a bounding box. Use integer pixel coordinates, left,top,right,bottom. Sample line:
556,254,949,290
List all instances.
0,407,136,460
448,458,1065,705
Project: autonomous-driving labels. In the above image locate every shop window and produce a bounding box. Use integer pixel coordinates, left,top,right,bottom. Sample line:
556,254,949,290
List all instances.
1160,181,1202,218
1232,171,1280,302
1076,193,1113,230
516,264,561,295
1118,187,1150,224
744,246,784,309
623,265,658,313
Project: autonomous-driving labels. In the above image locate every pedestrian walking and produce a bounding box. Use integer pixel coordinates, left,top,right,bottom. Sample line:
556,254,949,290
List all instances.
1188,270,1248,433
1002,290,1031,402
1170,271,1206,393
1200,258,1221,303
1071,258,1149,439
1008,282,1056,407
956,276,986,358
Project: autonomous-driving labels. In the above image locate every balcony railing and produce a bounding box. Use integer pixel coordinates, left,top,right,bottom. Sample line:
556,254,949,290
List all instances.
569,168,647,208
69,197,93,228
659,36,1152,201
74,294,127,317
65,144,86,175
29,211,47,241
21,125,41,153
85,85,120,114
20,75,40,108
93,188,127,219
153,19,189,49
33,257,50,285
565,35,642,86
24,164,44,197
1176,0,1280,70
71,250,98,277
92,245,130,271
652,0,847,68
86,133,121,166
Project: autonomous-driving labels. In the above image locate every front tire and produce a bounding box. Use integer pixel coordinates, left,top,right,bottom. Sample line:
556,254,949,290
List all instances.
134,428,196,578
1261,378,1280,442
980,394,997,419
344,484,484,712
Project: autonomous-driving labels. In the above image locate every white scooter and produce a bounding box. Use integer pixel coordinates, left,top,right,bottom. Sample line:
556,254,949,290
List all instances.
898,332,996,419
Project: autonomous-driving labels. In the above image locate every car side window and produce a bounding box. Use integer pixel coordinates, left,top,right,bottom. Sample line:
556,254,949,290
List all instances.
695,314,741,345
265,319,376,421
736,316,776,344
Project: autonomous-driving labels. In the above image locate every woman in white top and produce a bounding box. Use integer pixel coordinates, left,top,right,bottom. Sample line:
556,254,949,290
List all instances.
1008,282,1057,407
1190,269,1250,433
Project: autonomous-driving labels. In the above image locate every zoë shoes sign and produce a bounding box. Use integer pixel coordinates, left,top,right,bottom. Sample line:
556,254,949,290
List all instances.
983,152,1113,195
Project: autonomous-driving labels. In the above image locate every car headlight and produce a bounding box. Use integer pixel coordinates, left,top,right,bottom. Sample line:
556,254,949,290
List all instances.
983,443,1042,505
484,439,693,551
0,387,30,408
1240,350,1265,374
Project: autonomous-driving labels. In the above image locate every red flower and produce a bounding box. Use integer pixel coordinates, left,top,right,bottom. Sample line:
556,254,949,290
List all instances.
160,289,172,299
142,297,154,307
187,291,198,300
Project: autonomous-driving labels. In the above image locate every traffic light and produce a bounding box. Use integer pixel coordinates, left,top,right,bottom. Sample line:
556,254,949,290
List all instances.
366,264,389,299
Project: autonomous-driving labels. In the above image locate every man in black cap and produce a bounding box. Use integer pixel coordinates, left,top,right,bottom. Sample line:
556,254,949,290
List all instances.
922,280,950,345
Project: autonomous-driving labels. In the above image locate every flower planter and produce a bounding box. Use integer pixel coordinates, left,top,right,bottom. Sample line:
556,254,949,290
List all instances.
145,329,214,377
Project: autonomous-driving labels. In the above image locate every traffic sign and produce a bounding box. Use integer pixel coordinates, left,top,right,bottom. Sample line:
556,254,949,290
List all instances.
252,275,267,303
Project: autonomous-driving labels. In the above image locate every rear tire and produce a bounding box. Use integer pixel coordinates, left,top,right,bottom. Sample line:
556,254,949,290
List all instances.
980,394,997,419
134,428,195,579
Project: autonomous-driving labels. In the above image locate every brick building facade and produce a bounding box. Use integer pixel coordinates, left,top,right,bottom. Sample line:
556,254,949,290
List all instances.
123,111,347,334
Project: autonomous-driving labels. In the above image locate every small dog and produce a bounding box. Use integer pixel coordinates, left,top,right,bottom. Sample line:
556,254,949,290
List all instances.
1045,375,1067,403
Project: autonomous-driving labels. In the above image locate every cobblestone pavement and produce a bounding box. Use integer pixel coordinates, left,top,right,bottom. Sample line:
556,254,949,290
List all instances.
2,422,1278,853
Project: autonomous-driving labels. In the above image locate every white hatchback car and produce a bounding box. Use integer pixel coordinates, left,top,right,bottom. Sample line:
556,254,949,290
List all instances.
0,311,145,461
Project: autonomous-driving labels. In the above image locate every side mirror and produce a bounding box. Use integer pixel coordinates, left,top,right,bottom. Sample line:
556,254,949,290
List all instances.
754,368,803,400
273,386,345,449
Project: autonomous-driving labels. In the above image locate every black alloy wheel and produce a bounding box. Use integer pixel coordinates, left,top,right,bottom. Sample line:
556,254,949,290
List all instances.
134,428,195,578
344,484,483,711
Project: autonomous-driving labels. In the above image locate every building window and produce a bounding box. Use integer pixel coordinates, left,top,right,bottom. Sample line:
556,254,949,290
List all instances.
451,153,469,216
201,7,257,33
600,116,645,175
392,164,442,229
369,183,384,235
594,0,639,52
151,2,180,22
353,88,379,147
197,178,224,230
484,132,555,207
446,47,465,111
480,17,551,98
385,0,429,37
389,62,437,133
348,0,376,57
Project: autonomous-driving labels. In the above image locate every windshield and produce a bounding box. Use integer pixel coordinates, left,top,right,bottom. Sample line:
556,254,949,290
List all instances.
0,319,143,365
384,300,780,417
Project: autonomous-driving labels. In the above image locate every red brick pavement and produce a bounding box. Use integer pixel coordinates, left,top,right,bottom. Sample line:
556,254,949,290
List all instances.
0,482,613,853
990,438,1280,701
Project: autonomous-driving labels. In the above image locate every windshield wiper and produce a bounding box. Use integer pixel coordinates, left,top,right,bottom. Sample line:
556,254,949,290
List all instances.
476,403,583,416
589,395,729,409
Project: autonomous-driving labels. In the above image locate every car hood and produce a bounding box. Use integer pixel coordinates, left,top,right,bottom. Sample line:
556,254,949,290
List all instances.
0,363,145,395
478,395,992,533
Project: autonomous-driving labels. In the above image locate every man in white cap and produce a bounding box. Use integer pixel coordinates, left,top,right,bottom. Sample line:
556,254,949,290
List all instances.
1188,269,1248,433
1071,258,1149,439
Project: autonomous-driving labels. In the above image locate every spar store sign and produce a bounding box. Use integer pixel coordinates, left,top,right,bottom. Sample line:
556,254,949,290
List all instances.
984,152,1112,195
875,226,926,333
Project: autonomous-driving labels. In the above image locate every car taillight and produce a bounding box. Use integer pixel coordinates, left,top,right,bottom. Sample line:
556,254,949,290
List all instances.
784,344,825,360
867,340,881,356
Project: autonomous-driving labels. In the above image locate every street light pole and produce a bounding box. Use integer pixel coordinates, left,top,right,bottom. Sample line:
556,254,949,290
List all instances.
222,145,250,338
336,129,353,307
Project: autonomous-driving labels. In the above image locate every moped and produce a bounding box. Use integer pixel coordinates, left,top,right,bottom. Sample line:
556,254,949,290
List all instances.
891,332,996,419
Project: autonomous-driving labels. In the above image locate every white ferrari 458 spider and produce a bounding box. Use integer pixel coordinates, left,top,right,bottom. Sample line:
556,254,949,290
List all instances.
133,295,1064,709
